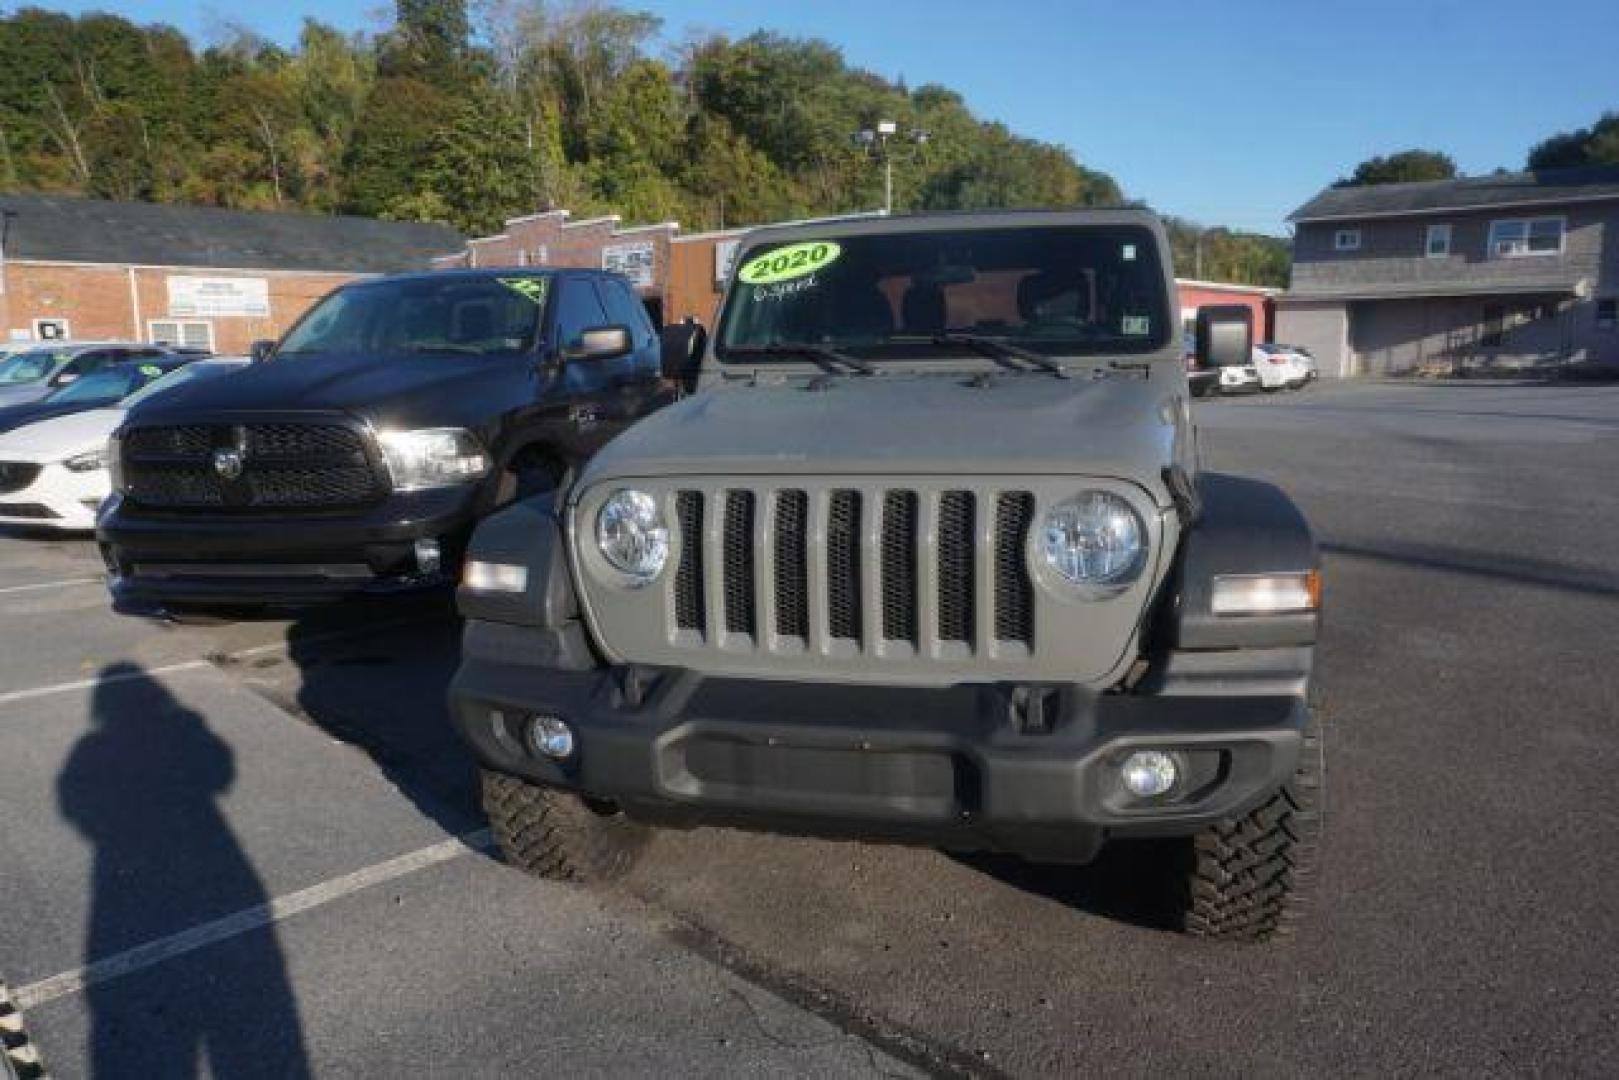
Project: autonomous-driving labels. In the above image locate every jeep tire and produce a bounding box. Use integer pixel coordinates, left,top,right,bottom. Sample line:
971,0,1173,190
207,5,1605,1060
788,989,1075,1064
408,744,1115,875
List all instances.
1179,706,1323,941
482,770,649,882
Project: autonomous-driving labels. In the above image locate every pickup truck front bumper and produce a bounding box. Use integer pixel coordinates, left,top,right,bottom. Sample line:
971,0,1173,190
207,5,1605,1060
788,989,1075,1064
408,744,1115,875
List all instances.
449,621,1307,864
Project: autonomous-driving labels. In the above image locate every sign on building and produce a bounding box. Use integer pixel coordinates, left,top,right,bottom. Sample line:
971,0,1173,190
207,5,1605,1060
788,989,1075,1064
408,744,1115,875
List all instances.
167,276,271,318
715,238,742,287
601,241,656,290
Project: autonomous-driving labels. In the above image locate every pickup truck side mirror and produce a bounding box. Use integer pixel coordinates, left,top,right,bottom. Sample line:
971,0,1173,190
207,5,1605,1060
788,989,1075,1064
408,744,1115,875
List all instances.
1195,305,1254,367
659,321,706,386
249,339,276,363
563,325,632,363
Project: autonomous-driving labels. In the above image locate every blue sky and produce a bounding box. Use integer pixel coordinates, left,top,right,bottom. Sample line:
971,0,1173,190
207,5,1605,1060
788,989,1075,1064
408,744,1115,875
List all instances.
32,0,1619,234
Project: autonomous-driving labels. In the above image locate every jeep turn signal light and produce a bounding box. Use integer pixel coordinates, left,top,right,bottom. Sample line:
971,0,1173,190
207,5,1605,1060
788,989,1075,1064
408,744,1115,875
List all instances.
464,560,529,593
1210,571,1321,616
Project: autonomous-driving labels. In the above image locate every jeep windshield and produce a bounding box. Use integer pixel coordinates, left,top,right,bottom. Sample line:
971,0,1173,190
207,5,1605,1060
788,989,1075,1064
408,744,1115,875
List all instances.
717,224,1171,362
274,275,547,360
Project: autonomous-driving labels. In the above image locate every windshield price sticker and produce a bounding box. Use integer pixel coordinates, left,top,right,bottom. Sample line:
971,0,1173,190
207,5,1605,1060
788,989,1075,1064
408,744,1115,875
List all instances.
139,364,164,377
499,277,551,305
737,241,841,286
1122,315,1151,336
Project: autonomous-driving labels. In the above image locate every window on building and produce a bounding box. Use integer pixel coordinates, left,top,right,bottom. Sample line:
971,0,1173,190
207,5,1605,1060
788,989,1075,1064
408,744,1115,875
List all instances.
1488,217,1564,258
1334,228,1361,252
1425,223,1452,258
148,319,215,351
1598,298,1618,331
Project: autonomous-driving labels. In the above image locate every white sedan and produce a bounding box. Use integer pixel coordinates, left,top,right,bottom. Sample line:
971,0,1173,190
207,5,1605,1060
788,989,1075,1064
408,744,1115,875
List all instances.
0,359,247,531
1252,344,1312,390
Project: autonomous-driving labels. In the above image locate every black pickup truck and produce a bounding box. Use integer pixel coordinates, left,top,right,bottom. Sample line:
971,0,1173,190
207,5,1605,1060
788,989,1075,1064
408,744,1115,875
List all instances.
99,268,690,613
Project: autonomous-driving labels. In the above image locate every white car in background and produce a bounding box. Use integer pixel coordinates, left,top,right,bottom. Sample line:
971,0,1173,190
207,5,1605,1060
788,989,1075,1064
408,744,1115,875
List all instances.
0,358,247,531
1252,344,1312,391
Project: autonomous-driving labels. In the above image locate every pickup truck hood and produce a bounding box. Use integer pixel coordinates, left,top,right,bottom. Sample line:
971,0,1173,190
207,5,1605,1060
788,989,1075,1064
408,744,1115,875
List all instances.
582,371,1185,499
131,352,533,430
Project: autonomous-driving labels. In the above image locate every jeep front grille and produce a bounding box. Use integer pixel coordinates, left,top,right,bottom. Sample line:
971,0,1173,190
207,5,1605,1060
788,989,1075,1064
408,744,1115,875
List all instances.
667,484,1035,655
122,419,386,511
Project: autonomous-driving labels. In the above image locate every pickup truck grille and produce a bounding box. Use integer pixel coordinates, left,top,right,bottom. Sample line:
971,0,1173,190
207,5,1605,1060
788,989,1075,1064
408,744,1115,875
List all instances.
122,419,385,511
667,484,1036,655
0,462,42,494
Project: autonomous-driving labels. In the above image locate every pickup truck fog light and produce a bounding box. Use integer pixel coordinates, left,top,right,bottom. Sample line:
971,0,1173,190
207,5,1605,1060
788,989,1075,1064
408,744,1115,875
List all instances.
464,559,528,593
528,715,576,760
1121,750,1180,798
1210,571,1321,616
414,538,442,575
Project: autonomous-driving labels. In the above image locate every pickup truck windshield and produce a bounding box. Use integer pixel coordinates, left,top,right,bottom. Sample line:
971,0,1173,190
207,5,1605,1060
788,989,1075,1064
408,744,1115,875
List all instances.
717,224,1170,360
276,276,547,359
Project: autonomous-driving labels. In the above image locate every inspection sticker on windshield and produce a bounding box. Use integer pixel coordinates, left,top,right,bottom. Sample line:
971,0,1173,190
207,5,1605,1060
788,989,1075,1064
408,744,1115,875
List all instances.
737,241,841,286
1122,315,1151,336
498,277,550,305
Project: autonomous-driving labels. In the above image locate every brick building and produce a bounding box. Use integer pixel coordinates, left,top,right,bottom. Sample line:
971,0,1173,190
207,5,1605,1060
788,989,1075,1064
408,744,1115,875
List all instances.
0,194,462,354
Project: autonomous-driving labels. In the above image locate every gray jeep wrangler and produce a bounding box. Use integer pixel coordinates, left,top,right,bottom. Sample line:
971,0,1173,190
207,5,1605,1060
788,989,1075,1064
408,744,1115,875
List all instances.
448,209,1323,941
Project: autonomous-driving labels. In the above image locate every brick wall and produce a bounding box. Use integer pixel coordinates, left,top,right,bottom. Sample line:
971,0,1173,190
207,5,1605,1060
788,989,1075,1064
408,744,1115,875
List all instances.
0,262,353,354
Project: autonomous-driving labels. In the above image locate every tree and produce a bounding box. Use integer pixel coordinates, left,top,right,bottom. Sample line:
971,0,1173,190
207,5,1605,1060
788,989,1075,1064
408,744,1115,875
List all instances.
1527,112,1619,170
1336,149,1457,186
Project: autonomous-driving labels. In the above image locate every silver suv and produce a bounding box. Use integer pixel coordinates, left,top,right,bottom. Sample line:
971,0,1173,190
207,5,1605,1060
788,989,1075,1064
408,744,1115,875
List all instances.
449,209,1324,941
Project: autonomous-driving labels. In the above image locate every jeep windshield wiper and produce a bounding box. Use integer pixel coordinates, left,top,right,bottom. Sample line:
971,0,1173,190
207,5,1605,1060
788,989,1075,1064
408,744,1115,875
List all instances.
726,343,875,376
890,333,1069,378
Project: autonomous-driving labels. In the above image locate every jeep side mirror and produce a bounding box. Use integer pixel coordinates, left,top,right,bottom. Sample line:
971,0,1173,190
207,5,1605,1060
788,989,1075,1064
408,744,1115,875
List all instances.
563,325,632,362
249,339,276,363
659,321,706,385
1195,305,1253,367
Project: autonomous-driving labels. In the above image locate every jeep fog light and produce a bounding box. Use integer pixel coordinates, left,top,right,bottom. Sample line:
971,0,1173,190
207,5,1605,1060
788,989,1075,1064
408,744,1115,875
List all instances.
414,538,442,575
1210,571,1320,616
465,559,528,593
529,715,576,760
1121,750,1180,798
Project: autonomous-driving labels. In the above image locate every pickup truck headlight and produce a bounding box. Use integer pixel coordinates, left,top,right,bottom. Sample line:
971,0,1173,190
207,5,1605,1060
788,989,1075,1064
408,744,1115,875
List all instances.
377,428,491,491
596,489,669,586
1039,491,1146,594
64,447,108,473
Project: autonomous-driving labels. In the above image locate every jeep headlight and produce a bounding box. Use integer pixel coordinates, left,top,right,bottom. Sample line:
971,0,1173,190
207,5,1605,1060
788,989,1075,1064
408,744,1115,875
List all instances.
596,489,670,586
377,428,490,491
1039,491,1146,593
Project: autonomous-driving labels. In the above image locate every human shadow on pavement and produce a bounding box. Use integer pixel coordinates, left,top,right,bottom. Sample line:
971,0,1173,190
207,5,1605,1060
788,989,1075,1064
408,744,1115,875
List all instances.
56,663,311,1079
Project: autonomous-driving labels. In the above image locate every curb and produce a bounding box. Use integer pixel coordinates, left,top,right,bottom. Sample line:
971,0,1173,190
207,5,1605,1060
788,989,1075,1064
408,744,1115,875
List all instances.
1,980,47,1080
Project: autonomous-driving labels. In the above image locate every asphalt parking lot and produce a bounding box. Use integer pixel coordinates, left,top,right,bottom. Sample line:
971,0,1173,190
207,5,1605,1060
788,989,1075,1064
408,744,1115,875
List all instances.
3,379,1618,1077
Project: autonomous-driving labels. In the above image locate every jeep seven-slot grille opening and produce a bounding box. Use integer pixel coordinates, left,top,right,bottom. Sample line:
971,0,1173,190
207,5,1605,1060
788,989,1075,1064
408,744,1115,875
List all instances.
722,490,756,635
881,491,919,644
827,490,862,641
938,491,975,645
994,492,1035,645
674,491,705,631
773,490,809,638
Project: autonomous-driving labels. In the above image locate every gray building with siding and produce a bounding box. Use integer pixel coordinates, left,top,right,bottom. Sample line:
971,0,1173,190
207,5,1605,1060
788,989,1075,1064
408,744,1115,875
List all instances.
1276,166,1619,377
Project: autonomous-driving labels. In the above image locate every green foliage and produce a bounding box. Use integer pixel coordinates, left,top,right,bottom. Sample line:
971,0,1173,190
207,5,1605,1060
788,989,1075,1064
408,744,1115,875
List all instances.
1527,112,1619,170
1163,218,1290,289
0,2,1255,256
1336,149,1458,186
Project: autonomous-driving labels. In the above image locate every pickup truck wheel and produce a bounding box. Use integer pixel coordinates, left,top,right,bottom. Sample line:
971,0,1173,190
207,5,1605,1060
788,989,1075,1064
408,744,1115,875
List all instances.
1179,706,1323,941
482,770,648,882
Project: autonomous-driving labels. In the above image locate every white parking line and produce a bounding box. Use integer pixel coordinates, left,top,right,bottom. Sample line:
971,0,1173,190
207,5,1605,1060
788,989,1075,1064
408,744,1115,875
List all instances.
13,829,494,1010
0,577,102,597
0,660,212,708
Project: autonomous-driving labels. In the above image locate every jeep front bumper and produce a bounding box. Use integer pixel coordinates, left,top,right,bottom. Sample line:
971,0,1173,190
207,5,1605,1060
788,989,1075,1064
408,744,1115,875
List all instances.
450,622,1307,863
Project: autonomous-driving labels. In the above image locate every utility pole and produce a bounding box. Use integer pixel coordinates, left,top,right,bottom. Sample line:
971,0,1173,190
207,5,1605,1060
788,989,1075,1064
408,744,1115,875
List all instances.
852,120,928,215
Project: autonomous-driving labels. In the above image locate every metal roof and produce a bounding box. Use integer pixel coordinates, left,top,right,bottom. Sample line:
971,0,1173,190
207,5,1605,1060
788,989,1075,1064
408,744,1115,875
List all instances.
1288,166,1619,223
0,193,464,273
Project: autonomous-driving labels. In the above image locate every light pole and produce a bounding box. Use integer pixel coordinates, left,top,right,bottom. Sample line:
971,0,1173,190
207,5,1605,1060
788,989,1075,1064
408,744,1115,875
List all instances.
852,120,929,215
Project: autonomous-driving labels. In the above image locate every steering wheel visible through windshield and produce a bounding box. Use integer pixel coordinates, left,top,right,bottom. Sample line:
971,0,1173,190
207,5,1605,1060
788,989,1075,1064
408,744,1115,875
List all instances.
276,275,548,360
717,224,1171,361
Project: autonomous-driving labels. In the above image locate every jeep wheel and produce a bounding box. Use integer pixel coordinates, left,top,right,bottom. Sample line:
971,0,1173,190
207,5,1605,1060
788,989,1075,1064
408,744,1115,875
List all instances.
1178,707,1323,941
482,770,648,882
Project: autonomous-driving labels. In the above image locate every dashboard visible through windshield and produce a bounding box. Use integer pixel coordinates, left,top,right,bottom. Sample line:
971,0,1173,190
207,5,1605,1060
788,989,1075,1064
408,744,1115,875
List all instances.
717,224,1171,361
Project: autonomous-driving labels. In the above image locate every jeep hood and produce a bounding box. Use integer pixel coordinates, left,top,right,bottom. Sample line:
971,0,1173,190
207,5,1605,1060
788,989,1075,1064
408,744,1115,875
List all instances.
581,373,1185,500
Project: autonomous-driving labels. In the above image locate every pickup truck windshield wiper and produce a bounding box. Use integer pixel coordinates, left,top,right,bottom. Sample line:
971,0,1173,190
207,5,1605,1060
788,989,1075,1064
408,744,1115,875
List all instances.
889,333,1070,378
726,343,875,376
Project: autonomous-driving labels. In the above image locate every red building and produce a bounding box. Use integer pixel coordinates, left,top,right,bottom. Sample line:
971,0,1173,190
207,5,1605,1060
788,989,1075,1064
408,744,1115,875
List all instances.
1176,278,1279,341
